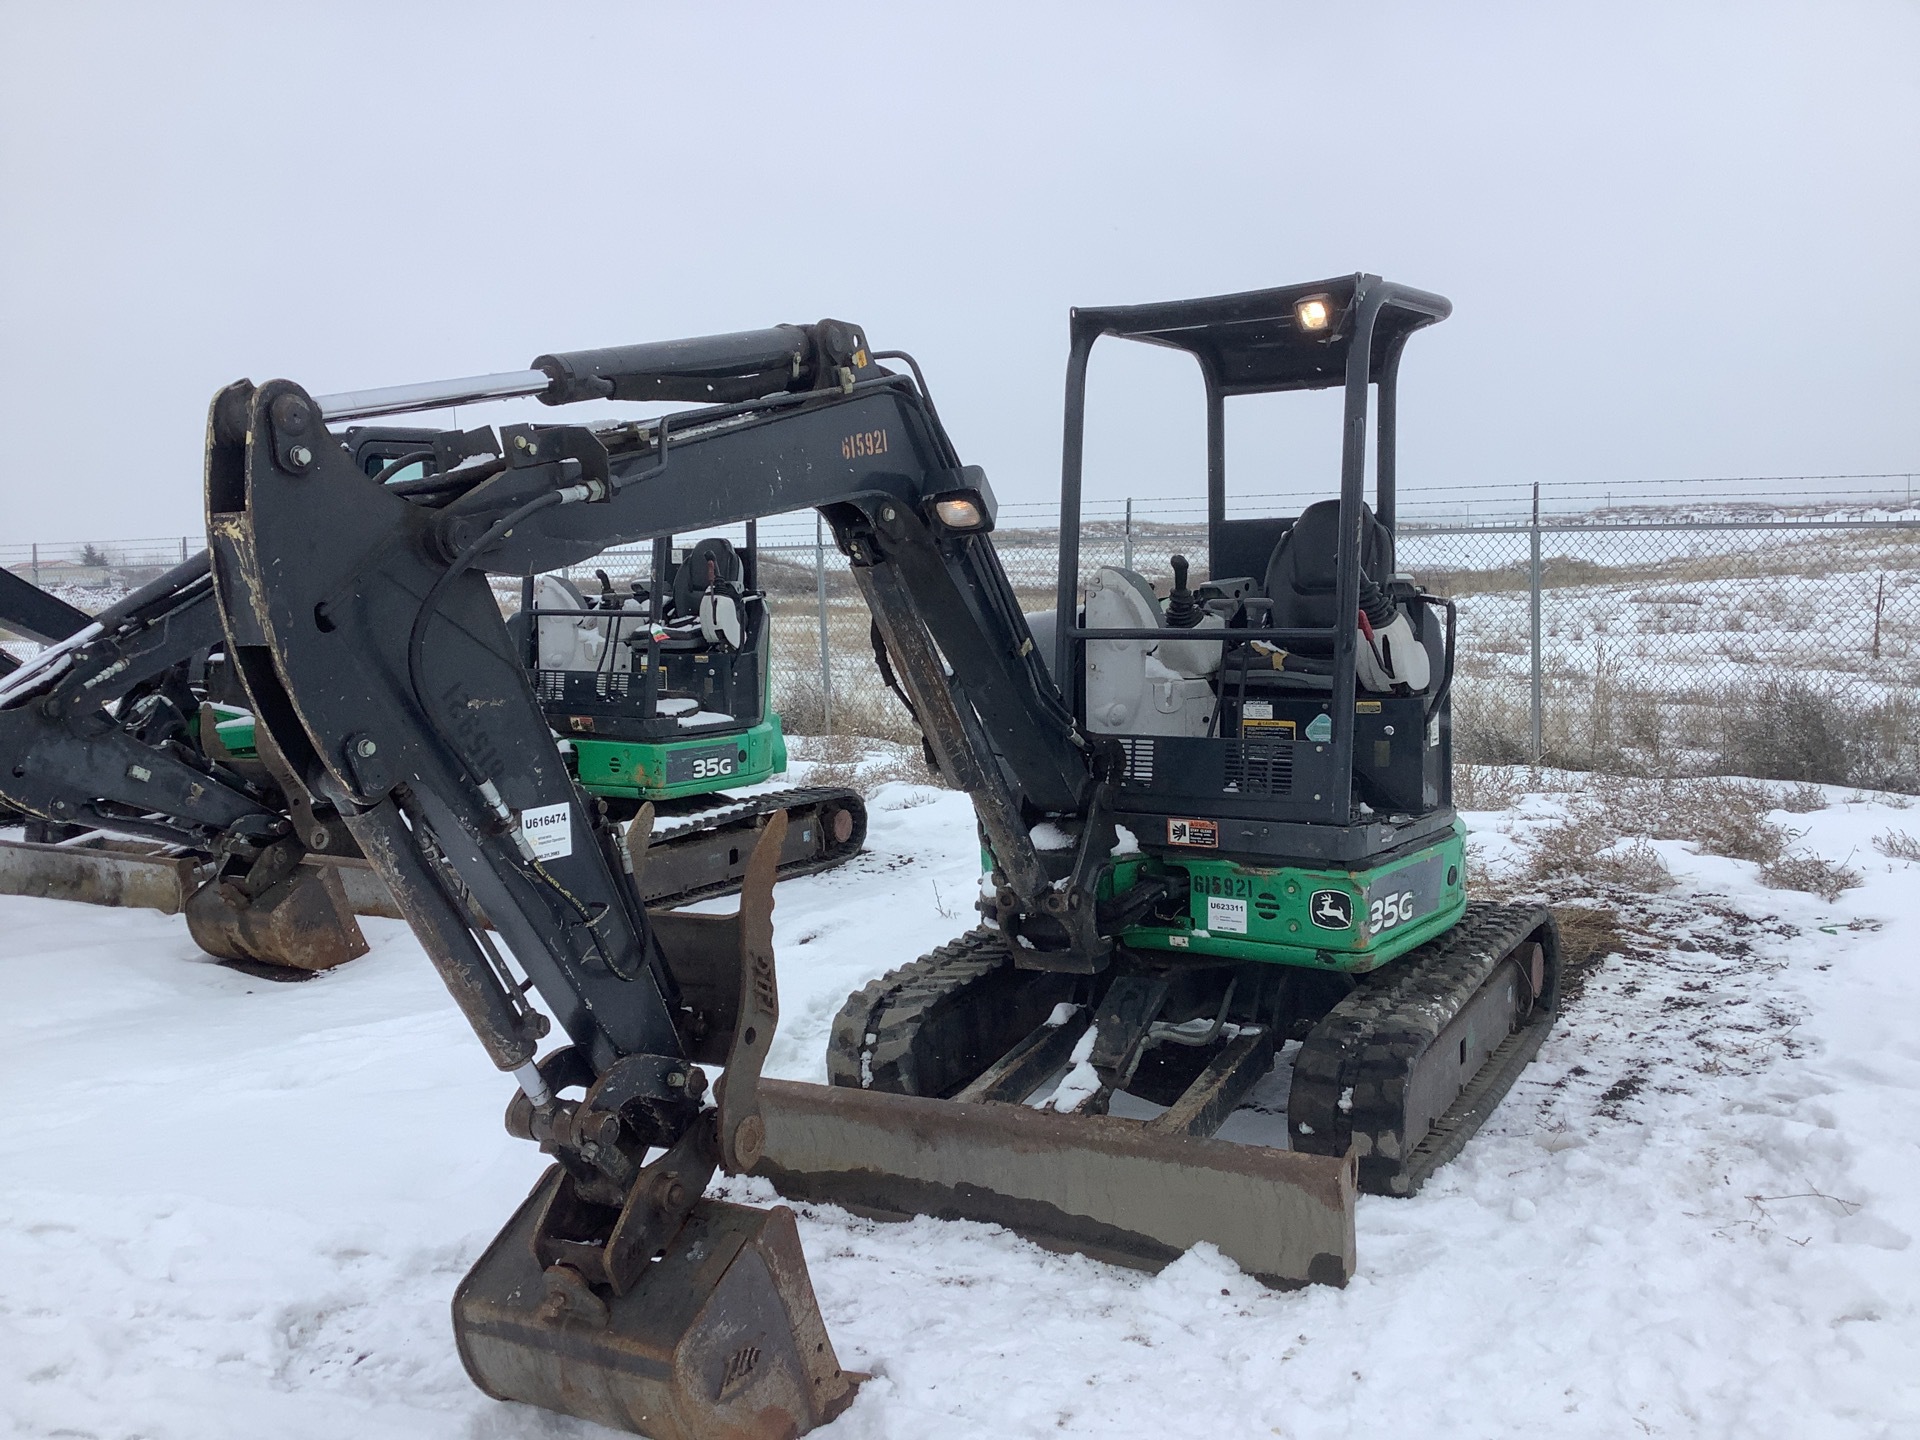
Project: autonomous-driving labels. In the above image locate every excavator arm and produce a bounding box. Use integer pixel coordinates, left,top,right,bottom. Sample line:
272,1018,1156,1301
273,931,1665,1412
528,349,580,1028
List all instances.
0,555,368,969
0,554,270,844
205,321,1356,1440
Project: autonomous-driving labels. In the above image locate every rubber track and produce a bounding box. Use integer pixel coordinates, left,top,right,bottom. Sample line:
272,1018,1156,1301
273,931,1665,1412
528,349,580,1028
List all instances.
642,785,867,908
825,928,1073,1096
1287,900,1560,1197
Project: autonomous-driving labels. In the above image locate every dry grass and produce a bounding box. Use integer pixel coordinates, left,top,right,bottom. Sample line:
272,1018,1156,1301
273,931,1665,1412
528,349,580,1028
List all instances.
1759,853,1862,902
1453,764,1523,811
1448,673,1920,797
788,732,947,791
1575,775,1791,864
1777,782,1828,814
1507,773,1863,901
1872,829,1920,861
1523,807,1676,893
778,676,924,746
1662,779,1792,865
1550,901,1637,1009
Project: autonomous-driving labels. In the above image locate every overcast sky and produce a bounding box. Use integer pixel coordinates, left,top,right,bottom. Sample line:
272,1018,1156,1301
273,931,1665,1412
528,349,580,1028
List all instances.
2,2,1915,541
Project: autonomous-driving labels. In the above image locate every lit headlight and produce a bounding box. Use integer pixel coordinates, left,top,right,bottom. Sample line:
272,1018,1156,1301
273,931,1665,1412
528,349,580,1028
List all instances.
1295,296,1332,332
933,495,989,531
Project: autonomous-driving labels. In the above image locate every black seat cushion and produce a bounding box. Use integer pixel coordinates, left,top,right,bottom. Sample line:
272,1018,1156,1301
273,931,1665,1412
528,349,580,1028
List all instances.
670,537,744,619
1263,499,1394,637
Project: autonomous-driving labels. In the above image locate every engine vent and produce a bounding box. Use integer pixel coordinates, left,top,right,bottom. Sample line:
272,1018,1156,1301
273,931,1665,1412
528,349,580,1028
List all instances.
1224,739,1293,797
1117,737,1155,785
536,669,632,704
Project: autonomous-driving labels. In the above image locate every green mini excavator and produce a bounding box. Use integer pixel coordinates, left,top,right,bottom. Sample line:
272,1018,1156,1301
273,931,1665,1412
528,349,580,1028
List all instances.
202,277,1559,1440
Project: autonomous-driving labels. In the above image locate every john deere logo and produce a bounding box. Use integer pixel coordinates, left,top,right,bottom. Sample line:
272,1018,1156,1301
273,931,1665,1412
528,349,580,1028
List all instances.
1309,889,1353,930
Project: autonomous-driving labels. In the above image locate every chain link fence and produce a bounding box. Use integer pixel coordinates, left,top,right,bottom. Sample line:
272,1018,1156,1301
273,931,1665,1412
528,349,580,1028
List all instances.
750,502,1920,790
11,499,1920,788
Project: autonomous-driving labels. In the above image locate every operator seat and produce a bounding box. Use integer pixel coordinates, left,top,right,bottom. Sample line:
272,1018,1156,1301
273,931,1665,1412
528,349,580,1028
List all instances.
1258,499,1444,694
670,536,744,621
1264,499,1394,642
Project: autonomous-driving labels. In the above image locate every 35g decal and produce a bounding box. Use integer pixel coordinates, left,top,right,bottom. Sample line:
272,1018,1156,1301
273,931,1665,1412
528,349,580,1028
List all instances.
1369,890,1416,935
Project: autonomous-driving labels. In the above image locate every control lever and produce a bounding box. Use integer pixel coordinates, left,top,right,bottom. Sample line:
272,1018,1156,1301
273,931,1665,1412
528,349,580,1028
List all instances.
1164,554,1202,629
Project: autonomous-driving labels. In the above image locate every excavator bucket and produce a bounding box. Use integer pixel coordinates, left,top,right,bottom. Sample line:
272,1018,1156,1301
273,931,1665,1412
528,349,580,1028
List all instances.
0,832,368,975
452,812,861,1440
182,860,369,975
456,1179,854,1440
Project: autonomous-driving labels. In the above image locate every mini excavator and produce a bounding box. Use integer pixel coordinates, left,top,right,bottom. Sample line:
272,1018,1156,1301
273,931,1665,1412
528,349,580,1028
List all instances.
0,554,372,971
0,497,862,972
203,276,1559,1439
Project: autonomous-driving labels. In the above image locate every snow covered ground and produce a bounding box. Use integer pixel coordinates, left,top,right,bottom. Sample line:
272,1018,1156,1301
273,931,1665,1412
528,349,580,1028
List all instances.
3,754,1917,1438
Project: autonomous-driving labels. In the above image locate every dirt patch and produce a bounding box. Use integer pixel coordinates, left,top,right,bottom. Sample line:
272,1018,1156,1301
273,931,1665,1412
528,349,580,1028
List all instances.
1596,1070,1647,1117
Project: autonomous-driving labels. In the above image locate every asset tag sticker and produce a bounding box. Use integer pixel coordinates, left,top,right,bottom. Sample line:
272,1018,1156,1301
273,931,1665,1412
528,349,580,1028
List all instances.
1206,896,1249,934
1168,817,1219,848
520,802,573,861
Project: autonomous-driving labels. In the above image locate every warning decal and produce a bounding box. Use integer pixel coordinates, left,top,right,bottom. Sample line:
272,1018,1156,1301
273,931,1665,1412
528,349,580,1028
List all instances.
1168,817,1219,848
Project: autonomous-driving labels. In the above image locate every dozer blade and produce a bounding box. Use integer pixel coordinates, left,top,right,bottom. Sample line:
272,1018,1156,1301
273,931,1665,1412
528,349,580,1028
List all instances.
0,836,198,913
455,1172,856,1440
751,1079,1357,1288
182,862,369,975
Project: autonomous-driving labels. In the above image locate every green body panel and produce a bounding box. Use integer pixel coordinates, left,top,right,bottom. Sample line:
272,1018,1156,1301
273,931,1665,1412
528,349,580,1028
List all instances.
212,707,259,758
1105,821,1470,974
567,714,786,800
212,709,789,803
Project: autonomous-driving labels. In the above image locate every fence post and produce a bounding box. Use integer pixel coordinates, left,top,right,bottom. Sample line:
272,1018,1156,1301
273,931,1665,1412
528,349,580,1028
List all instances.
815,513,833,736
1528,481,1543,764
181,535,189,563
1123,497,1134,572
30,542,39,588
